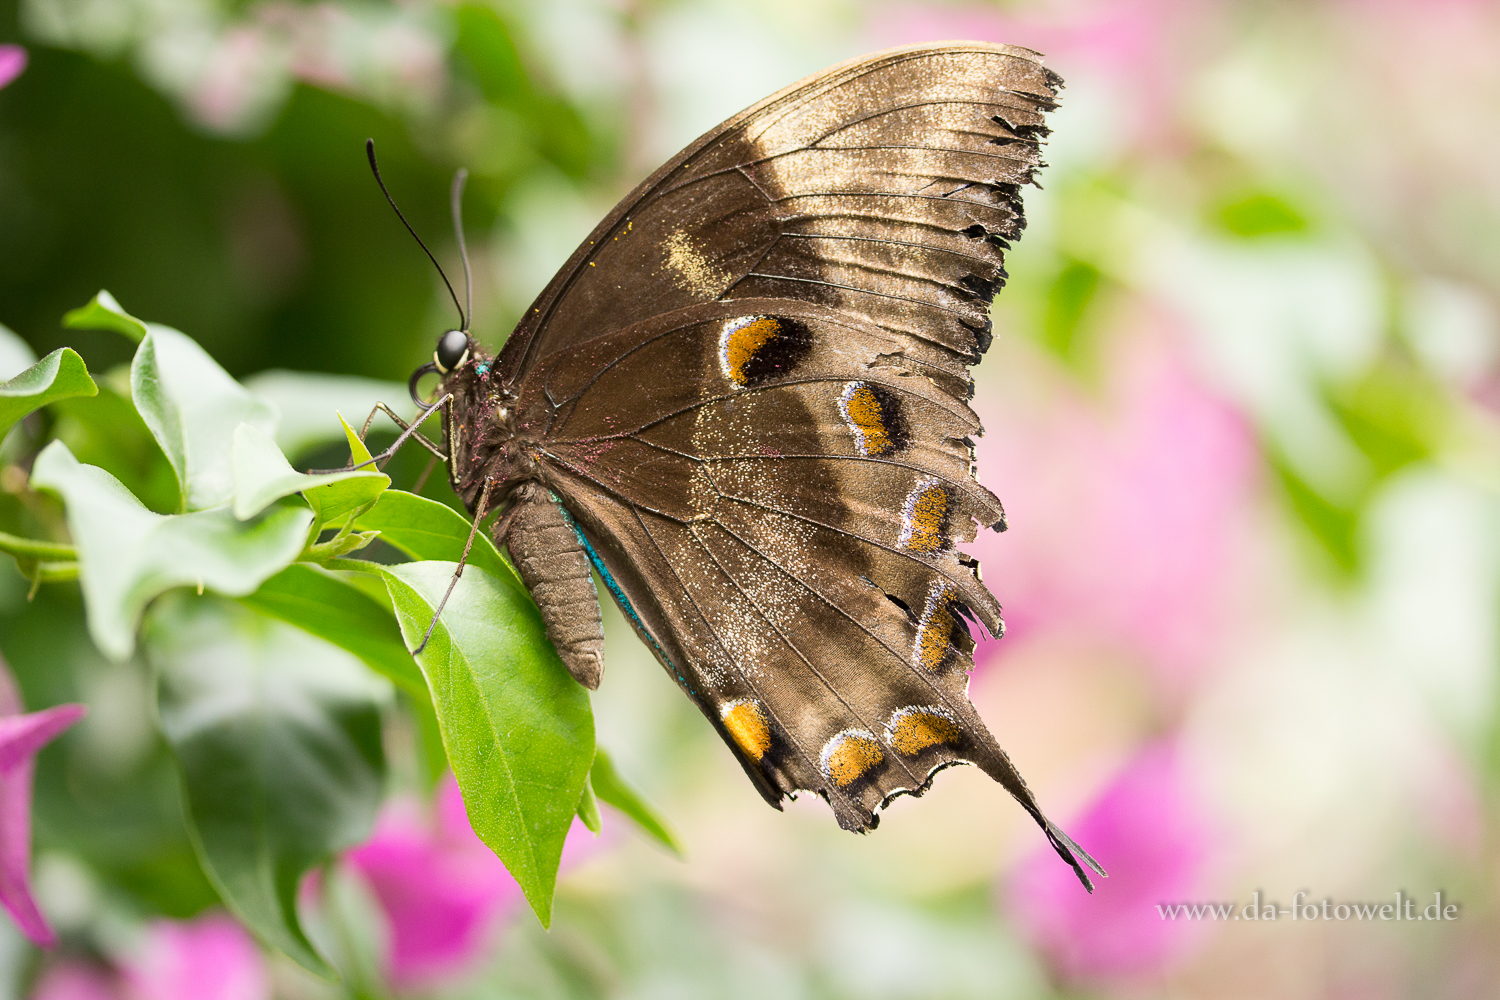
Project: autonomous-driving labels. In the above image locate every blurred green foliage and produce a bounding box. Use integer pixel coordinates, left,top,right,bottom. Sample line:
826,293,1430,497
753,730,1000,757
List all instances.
0,0,617,384
1214,191,1308,238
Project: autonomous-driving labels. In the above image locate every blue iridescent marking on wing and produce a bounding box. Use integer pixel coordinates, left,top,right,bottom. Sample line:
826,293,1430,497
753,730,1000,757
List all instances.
554,499,689,689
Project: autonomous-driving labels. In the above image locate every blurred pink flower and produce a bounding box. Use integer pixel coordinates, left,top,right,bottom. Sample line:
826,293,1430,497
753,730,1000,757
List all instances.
190,28,275,132
1,658,87,948
971,332,1257,688
28,962,120,1000
25,915,265,1000
867,0,1212,148
346,775,608,990
1006,740,1215,984
344,775,524,990
119,913,268,1000
0,46,25,90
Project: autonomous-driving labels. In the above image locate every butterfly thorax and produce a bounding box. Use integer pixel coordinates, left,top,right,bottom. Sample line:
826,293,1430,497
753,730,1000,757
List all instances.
439,351,538,510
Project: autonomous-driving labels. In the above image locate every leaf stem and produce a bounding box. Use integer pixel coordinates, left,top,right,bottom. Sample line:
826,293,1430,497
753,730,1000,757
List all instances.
0,530,76,561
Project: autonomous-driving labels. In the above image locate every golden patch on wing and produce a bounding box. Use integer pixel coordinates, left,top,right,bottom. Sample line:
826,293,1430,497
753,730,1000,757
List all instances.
719,316,782,386
886,706,962,755
717,315,813,387
821,730,884,787
839,381,894,456
665,229,733,297
898,477,952,553
721,699,772,760
914,582,961,672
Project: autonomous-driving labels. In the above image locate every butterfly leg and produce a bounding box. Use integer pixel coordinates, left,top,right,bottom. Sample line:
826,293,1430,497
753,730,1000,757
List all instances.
309,395,453,474
411,475,495,656
358,398,451,468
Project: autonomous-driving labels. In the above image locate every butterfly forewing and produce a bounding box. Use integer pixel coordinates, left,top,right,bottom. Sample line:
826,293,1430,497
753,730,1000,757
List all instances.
499,44,1057,383
489,42,1100,888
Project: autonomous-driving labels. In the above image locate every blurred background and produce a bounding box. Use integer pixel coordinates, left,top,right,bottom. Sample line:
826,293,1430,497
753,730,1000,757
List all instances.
2,0,1499,997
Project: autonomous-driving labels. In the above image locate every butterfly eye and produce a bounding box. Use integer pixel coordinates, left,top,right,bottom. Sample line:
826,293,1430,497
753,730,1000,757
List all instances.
435,330,470,373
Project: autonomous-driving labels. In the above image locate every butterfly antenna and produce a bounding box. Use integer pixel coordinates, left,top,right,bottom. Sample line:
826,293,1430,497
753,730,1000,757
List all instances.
451,167,472,333
365,138,466,331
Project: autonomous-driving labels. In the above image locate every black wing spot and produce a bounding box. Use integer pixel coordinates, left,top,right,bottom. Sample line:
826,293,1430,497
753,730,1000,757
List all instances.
721,315,815,387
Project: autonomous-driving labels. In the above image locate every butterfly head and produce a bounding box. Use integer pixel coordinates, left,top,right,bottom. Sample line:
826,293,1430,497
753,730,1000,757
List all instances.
408,330,486,410
435,329,470,373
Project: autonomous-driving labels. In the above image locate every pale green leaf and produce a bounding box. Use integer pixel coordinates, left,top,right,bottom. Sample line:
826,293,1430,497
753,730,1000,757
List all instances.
242,370,411,462
230,422,387,523
30,441,312,660
62,289,148,343
0,322,36,380
0,348,98,440
129,319,278,512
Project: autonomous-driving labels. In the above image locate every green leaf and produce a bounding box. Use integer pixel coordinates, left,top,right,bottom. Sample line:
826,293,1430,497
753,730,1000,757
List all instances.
338,411,374,466
352,490,513,583
242,370,410,462
147,595,388,977
1271,451,1360,577
378,560,593,926
128,316,278,512
0,322,36,379
589,748,684,857
30,441,313,660
1214,191,1309,238
576,776,601,834
48,380,181,515
230,423,387,523
241,562,424,697
1043,260,1102,362
0,348,98,440
63,289,148,342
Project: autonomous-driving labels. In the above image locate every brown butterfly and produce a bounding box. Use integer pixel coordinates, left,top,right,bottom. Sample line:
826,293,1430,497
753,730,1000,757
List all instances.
361,41,1103,891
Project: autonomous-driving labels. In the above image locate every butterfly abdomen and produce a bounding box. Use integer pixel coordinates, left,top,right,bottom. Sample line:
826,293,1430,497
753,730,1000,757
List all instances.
501,482,606,689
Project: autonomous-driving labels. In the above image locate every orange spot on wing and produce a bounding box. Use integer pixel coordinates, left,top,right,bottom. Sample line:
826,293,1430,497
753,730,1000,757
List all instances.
840,382,892,456
914,583,959,672
720,317,781,386
722,699,771,760
888,707,961,755
822,731,884,787
899,479,951,553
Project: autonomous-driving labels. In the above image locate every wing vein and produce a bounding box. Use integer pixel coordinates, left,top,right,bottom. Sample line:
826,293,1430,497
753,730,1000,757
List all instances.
709,515,988,744
683,522,925,789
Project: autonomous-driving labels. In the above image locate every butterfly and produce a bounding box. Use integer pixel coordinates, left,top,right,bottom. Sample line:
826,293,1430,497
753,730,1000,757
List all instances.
361,41,1103,891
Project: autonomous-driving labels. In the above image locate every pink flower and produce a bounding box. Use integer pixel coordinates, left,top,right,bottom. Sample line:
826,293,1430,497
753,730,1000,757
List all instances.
1006,740,1216,984
346,775,608,991
1,658,87,948
28,962,121,1000
344,776,525,990
0,46,25,90
971,331,1257,689
866,0,1214,150
118,913,268,1000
